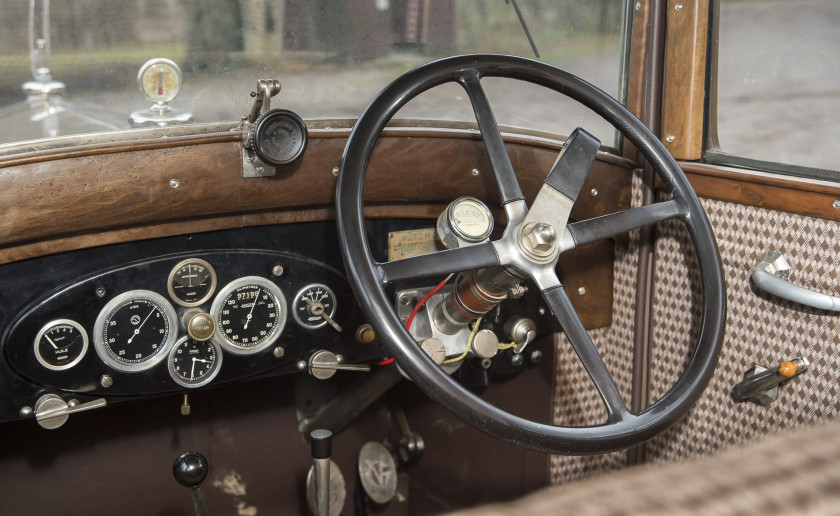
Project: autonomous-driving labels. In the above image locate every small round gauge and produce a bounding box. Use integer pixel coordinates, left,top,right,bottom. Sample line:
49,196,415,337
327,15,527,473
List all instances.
211,276,287,354
137,58,183,104
168,336,222,388
251,109,308,167
167,258,217,307
436,197,494,248
93,290,178,372
293,284,338,330
34,319,88,371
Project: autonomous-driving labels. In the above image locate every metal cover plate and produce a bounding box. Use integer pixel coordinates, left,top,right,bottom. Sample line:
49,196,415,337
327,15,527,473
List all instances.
358,441,398,504
388,228,437,262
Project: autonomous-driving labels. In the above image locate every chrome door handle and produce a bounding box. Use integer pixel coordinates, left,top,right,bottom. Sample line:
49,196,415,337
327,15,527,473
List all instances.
751,251,840,311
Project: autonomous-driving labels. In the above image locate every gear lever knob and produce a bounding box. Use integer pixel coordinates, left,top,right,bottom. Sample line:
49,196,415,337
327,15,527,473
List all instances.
173,451,210,516
310,429,333,516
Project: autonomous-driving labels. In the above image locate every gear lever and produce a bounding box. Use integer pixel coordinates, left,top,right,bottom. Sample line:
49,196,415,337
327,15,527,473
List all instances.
173,451,210,516
310,429,333,516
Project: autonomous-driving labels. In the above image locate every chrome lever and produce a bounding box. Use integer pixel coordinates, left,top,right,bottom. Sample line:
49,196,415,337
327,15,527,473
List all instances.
33,394,107,429
751,251,840,311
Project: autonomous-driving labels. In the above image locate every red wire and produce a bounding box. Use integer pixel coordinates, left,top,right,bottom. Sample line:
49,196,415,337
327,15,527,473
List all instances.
377,276,450,366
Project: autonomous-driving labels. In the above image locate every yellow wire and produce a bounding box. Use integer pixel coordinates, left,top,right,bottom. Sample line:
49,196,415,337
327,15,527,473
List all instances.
497,341,517,350
442,315,483,364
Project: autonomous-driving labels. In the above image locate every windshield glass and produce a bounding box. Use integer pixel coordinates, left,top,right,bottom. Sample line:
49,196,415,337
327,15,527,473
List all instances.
0,1,626,148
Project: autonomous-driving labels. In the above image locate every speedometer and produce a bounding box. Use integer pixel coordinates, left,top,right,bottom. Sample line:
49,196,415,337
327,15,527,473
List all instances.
211,276,287,354
93,290,178,372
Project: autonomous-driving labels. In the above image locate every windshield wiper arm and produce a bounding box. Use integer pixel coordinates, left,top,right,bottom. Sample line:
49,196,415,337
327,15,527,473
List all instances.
505,0,541,59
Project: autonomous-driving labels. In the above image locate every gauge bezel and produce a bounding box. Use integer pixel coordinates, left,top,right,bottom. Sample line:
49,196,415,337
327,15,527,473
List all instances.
251,108,309,167
167,336,223,388
166,258,218,307
211,276,288,355
93,289,179,373
446,196,494,242
33,319,89,371
292,283,338,330
137,57,183,104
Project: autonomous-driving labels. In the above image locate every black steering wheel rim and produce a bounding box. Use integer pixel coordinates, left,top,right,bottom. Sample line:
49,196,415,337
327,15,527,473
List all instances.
337,54,725,455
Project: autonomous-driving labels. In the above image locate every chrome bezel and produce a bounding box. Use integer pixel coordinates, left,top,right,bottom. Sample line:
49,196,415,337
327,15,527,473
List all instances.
33,319,89,371
167,336,223,389
137,58,183,104
93,290,179,373
292,283,338,330
166,258,217,307
211,276,288,355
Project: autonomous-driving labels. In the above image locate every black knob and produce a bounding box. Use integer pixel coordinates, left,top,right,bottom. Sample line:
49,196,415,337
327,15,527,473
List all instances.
310,429,333,460
173,451,209,488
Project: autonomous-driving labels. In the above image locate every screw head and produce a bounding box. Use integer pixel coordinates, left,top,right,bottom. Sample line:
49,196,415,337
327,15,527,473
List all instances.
530,350,543,364
833,200,840,209
273,346,285,358
399,294,411,306
674,3,683,11
96,287,106,298
538,307,546,315
590,188,599,197
332,167,339,176
272,265,284,277
471,168,480,176
511,353,524,367
578,286,586,295
666,134,676,143
169,178,180,188
100,375,114,388
19,406,33,418
635,1,641,10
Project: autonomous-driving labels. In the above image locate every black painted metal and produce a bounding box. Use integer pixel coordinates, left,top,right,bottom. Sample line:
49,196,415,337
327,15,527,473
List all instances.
336,54,726,454
378,242,500,284
543,127,600,201
567,199,682,248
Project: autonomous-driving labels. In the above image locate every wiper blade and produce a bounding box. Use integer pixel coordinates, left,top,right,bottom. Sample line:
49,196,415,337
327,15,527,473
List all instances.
506,0,541,58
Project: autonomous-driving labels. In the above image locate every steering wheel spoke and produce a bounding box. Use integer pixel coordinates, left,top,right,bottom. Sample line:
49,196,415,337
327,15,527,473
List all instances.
565,199,683,250
459,70,525,205
377,241,500,285
541,285,629,421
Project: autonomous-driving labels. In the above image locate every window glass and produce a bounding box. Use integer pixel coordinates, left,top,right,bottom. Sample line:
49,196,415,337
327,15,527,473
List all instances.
715,0,840,172
0,0,626,148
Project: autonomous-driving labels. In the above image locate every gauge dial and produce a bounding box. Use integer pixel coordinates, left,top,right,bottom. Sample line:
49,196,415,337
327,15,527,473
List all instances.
251,109,308,167
168,336,222,388
167,258,217,307
137,58,183,104
436,197,494,249
293,284,338,330
93,290,178,372
211,276,287,354
34,319,88,371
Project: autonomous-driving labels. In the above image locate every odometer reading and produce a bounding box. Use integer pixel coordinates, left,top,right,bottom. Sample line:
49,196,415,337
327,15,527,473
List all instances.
34,319,88,371
93,290,178,372
211,276,287,354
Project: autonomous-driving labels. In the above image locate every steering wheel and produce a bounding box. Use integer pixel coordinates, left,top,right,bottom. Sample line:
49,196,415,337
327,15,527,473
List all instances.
336,54,725,455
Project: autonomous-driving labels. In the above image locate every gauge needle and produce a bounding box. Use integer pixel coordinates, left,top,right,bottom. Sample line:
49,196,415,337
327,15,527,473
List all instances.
44,334,59,350
190,358,196,379
243,288,260,330
128,306,157,344
187,264,193,287
306,298,342,332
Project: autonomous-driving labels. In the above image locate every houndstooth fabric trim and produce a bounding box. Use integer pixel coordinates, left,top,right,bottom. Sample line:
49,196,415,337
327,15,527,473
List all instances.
549,169,644,483
646,198,840,463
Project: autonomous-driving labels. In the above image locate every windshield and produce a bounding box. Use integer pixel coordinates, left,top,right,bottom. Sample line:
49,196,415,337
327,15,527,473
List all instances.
0,0,626,148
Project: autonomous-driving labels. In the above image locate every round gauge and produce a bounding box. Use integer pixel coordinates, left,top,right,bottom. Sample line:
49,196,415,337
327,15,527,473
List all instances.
436,197,494,248
293,284,338,330
168,336,222,388
251,109,308,167
93,290,178,372
211,276,287,354
137,58,183,104
34,319,88,371
167,258,217,307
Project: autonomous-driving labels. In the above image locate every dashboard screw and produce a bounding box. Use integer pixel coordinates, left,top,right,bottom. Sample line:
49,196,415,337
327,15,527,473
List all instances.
19,406,33,417
511,354,524,367
169,178,179,188
674,3,683,11
833,200,840,209
635,2,641,10
666,134,675,143
274,346,285,358
471,168,480,176
332,167,339,176
96,287,106,298
537,307,546,315
399,294,411,306
530,350,543,364
100,375,113,388
272,265,284,277
296,360,307,371
590,188,599,197
578,286,586,295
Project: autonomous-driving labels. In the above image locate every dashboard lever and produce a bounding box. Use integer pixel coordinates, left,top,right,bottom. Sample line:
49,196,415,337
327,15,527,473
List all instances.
173,451,210,516
307,350,370,380
33,394,106,429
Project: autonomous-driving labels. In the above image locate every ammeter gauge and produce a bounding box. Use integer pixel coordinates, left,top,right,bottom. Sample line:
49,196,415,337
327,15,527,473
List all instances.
293,283,339,330
167,258,217,307
168,336,222,388
93,290,178,372
436,196,494,249
250,109,308,167
137,58,183,104
211,276,288,354
34,319,88,371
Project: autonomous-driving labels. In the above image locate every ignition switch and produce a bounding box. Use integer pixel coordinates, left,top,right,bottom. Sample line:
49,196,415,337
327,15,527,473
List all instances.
504,316,536,353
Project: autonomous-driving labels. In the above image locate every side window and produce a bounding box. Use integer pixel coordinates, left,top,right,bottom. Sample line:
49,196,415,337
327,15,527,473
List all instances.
711,0,840,174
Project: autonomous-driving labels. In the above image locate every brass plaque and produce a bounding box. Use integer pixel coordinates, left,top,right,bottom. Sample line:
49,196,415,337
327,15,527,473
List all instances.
388,228,438,262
